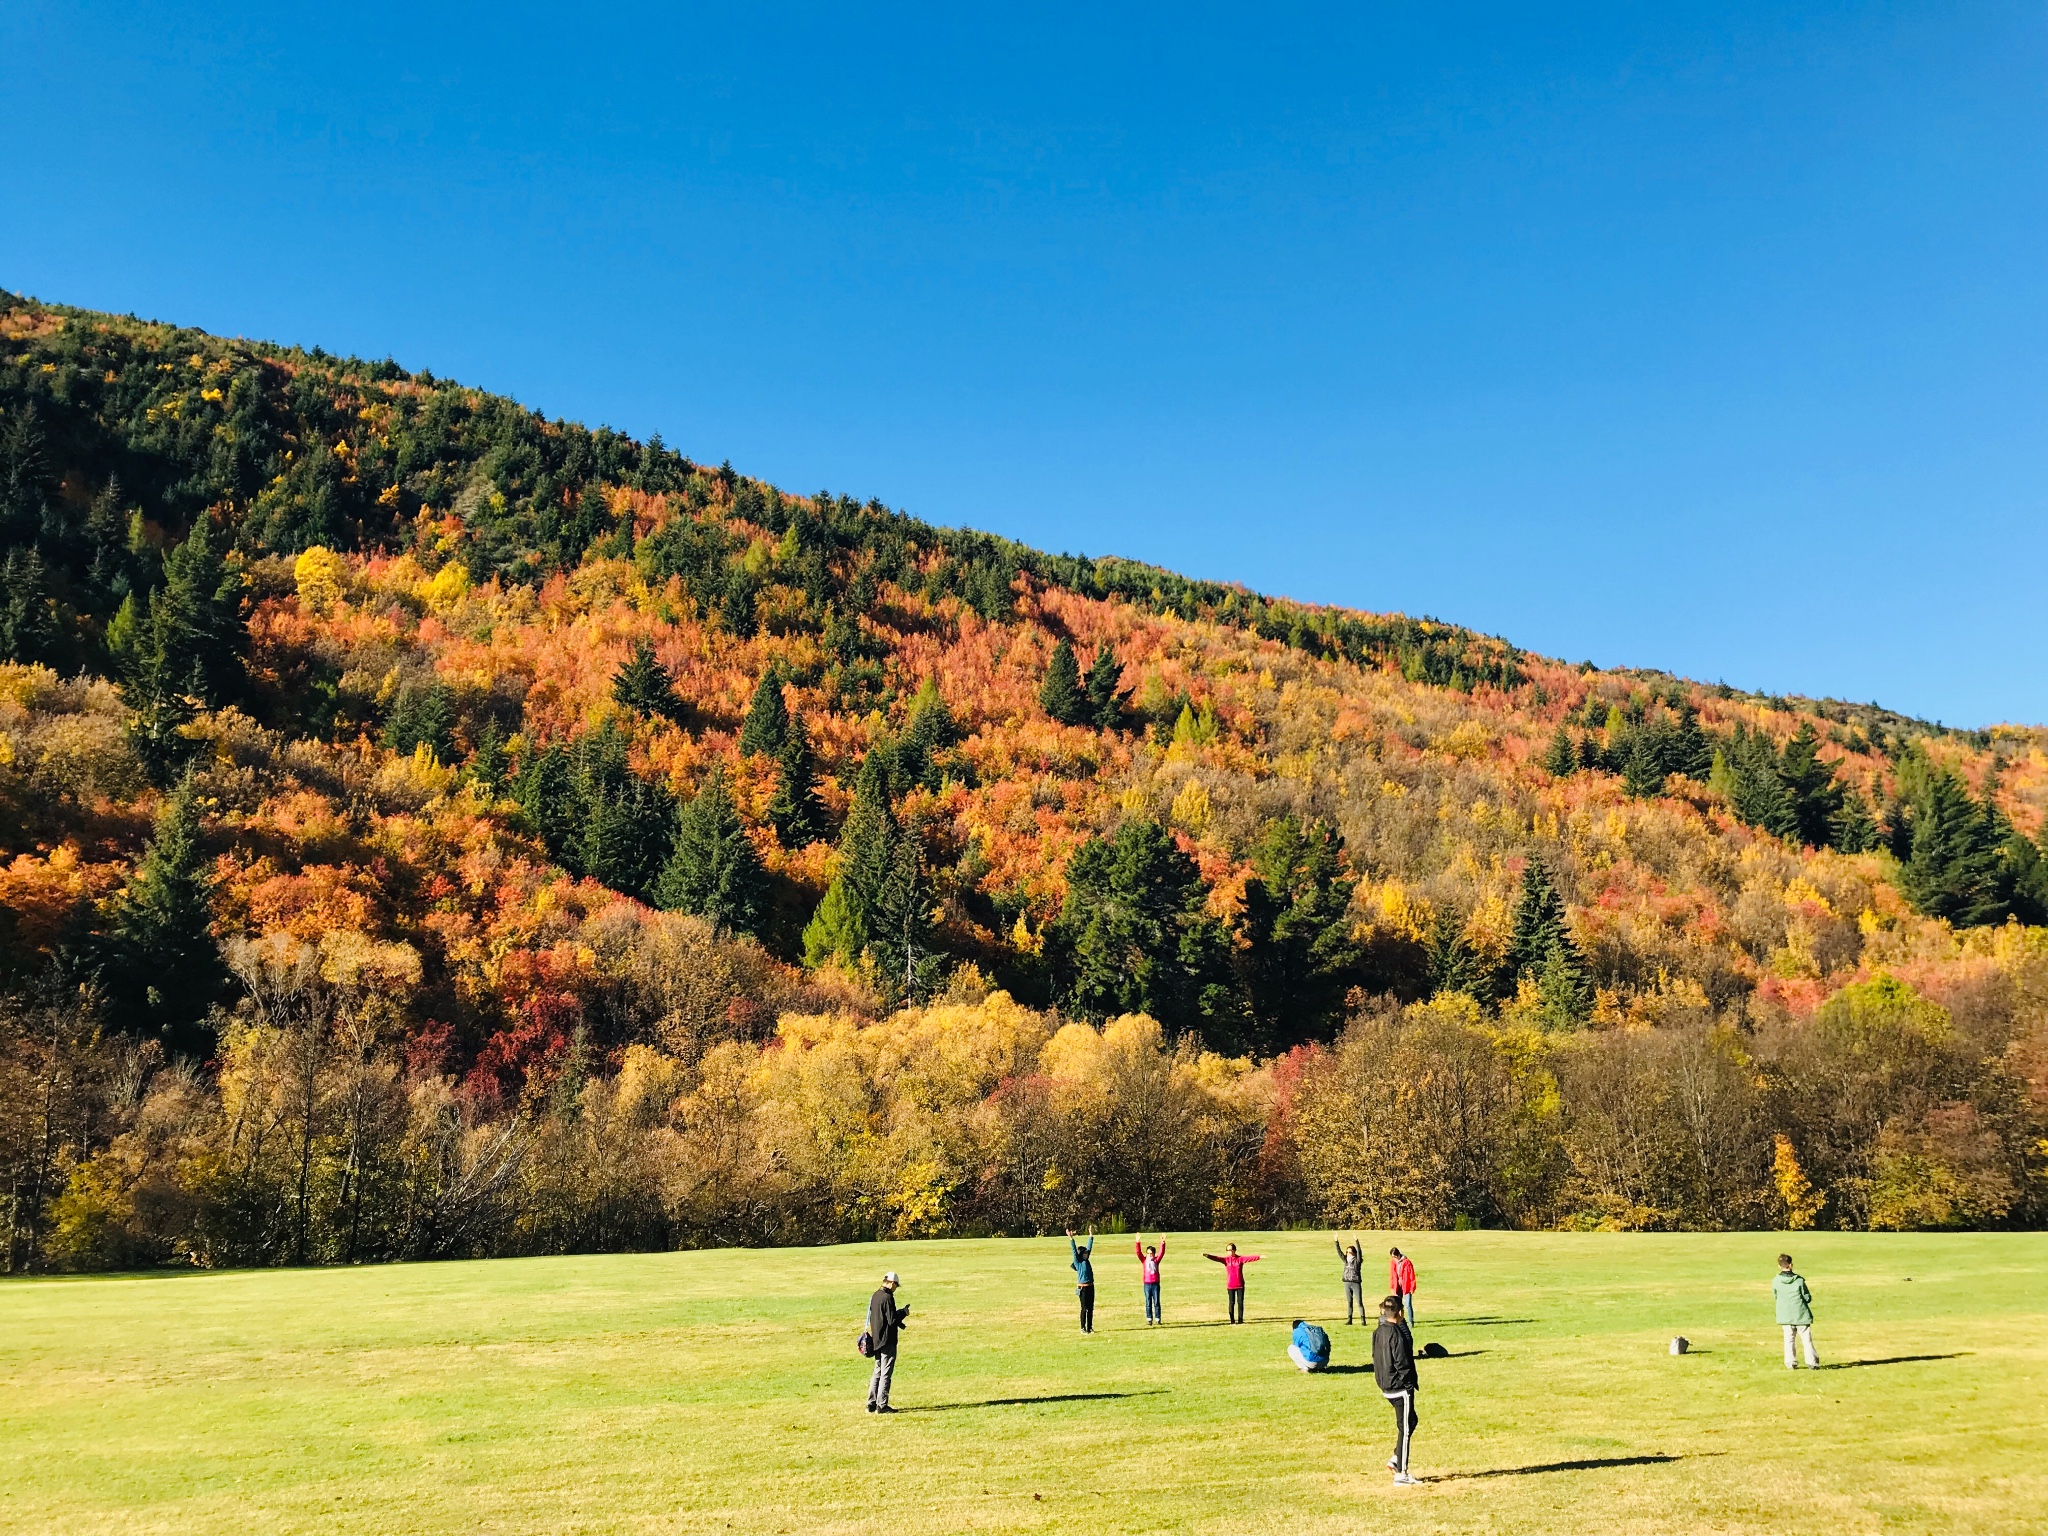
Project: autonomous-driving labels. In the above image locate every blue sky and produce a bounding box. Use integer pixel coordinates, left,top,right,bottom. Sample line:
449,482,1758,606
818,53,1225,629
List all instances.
5,3,2043,725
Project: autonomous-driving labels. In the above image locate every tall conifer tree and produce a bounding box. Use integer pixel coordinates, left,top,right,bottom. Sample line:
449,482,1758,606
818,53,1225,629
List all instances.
1542,724,1577,778
1500,858,1589,1024
1083,641,1127,730
738,669,789,756
106,778,224,1055
612,637,681,720
657,770,766,935
768,715,828,847
1039,639,1088,726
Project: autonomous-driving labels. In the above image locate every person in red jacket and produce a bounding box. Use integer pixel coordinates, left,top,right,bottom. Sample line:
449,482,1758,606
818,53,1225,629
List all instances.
1388,1247,1417,1327
1134,1236,1166,1325
1202,1242,1261,1324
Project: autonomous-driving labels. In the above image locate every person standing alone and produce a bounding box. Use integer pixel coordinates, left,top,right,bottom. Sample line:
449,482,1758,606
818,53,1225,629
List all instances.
865,1271,909,1413
1202,1242,1261,1324
1134,1235,1167,1325
1335,1237,1365,1324
1388,1246,1417,1327
1774,1253,1820,1369
1373,1295,1421,1484
1067,1227,1097,1334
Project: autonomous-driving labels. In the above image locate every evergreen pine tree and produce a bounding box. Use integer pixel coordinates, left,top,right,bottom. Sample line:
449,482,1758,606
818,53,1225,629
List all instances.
801,876,863,968
1426,907,1490,1003
1622,729,1668,799
1054,819,1243,1043
656,770,767,935
1897,768,2010,927
896,680,959,791
1669,703,1713,781
1721,725,1798,839
108,590,196,784
516,745,582,868
767,715,828,846
1830,784,1879,854
1778,722,1843,848
584,775,678,901
381,677,455,761
1542,724,1577,778
864,833,941,1004
108,515,246,784
1083,641,1127,730
1237,816,1362,1048
612,638,681,720
468,716,510,797
1039,639,1088,726
803,755,897,967
0,547,63,666
106,778,224,1055
1500,858,1589,1023
152,514,245,708
738,669,789,756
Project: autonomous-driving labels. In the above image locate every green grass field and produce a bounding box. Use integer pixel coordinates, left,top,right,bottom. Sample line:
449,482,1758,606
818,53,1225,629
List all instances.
3,1231,2043,1535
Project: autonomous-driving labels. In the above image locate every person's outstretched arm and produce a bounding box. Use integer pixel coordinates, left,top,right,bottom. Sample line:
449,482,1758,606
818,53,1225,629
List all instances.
1334,1239,1344,1258
1157,1238,1165,1261
1203,1253,1223,1263
1134,1238,1144,1261
1243,1254,1262,1264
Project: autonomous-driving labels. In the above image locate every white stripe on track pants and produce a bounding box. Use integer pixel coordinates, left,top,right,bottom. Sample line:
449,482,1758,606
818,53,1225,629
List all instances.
1383,1389,1417,1474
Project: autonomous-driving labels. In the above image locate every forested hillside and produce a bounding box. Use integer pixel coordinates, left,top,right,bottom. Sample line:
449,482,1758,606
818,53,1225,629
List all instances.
3,291,2045,1270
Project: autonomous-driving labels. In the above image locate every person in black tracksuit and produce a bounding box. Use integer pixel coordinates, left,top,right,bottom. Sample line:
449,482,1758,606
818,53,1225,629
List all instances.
865,1272,909,1412
1372,1295,1420,1484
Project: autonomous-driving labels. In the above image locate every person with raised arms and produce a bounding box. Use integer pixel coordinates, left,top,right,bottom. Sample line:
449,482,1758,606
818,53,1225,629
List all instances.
1202,1241,1261,1324
1335,1236,1365,1324
1134,1234,1166,1325
1066,1226,1097,1334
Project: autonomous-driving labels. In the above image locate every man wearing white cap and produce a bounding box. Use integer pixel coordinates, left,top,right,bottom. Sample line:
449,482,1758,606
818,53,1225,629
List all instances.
866,1272,909,1413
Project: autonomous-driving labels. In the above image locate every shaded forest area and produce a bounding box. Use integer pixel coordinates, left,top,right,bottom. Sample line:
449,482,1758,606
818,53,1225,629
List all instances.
3,293,2045,1271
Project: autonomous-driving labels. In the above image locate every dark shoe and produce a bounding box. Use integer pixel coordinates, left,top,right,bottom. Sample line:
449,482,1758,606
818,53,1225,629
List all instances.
876,1405,899,1414
866,1403,877,1413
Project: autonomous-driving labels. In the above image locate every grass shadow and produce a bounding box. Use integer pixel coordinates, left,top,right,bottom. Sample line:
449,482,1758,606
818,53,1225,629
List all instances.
1429,1316,1534,1327
1823,1353,1970,1371
904,1390,1167,1413
1430,1453,1692,1481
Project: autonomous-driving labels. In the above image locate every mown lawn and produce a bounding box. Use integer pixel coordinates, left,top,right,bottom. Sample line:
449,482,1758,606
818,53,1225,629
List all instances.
2,1230,2043,1534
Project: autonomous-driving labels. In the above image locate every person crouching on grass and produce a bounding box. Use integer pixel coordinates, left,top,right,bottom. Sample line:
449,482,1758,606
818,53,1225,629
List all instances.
1202,1242,1261,1324
1066,1227,1096,1333
1372,1295,1421,1485
1774,1252,1820,1369
865,1272,909,1413
1134,1235,1166,1325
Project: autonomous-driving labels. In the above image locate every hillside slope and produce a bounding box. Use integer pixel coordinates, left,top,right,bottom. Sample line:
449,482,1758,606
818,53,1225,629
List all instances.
2,291,2044,1267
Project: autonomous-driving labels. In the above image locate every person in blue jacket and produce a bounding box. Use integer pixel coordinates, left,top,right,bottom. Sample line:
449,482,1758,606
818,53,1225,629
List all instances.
1288,1318,1332,1372
1066,1226,1096,1333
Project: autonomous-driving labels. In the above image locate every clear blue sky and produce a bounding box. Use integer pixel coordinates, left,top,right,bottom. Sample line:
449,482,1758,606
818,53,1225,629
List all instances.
6,3,2043,726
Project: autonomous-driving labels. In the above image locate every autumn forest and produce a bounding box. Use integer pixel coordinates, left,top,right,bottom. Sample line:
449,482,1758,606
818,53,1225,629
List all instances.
3,292,2045,1273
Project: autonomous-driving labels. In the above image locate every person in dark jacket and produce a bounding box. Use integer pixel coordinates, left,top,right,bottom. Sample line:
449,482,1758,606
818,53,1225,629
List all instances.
1066,1227,1096,1333
865,1272,909,1413
1335,1237,1365,1323
1372,1295,1420,1484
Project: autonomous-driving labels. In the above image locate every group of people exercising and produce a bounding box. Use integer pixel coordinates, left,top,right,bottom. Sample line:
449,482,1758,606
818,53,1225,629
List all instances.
865,1232,1428,1484
1064,1227,1418,1332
